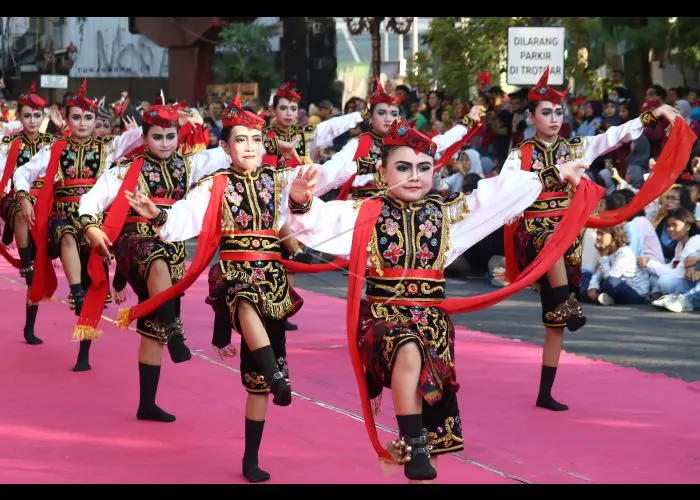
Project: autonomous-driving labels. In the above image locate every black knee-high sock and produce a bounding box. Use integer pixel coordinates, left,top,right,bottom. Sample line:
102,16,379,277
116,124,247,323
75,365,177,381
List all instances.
158,299,191,363
69,283,84,316
251,345,291,407
536,365,568,411
73,340,92,372
19,248,43,345
24,305,42,345
242,418,271,482
136,363,175,422
396,414,437,480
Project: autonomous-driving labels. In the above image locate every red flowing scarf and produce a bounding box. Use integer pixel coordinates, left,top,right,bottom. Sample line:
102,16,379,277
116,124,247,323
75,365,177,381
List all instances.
117,173,350,327
504,118,697,282
0,138,23,268
29,140,67,303
73,157,144,340
586,117,696,229
346,179,604,460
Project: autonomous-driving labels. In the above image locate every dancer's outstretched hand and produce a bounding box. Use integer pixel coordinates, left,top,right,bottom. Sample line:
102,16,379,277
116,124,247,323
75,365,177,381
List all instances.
214,344,238,359
559,161,589,188
290,165,320,206
125,190,160,219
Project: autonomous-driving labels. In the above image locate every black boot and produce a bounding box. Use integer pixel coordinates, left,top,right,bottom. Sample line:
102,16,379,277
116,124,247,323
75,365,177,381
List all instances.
69,283,85,316
550,286,586,332
536,365,569,411
157,299,191,363
242,418,271,482
19,248,42,345
394,414,437,481
251,345,291,406
73,340,92,372
136,363,176,422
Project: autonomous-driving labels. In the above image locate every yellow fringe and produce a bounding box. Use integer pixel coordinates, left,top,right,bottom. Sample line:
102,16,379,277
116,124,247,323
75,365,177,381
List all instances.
72,324,102,341
116,308,131,329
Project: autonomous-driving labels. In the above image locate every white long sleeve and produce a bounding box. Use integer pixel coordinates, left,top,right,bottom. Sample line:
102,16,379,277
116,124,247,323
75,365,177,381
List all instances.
286,196,358,258
313,138,360,195
432,123,470,154
78,165,125,217
12,145,51,192
1,120,23,138
581,118,645,165
108,126,144,161
312,112,363,150
188,147,231,185
446,169,542,266
157,177,214,242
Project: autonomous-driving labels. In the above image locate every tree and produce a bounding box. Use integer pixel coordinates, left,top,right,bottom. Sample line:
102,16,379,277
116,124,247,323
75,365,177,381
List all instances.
214,22,280,98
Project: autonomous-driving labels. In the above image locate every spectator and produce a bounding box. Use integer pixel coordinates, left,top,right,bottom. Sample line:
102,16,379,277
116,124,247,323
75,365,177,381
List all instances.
642,208,700,295
576,101,603,136
655,253,700,312
653,186,694,261
617,188,665,262
315,100,334,122
586,224,650,306
207,126,221,149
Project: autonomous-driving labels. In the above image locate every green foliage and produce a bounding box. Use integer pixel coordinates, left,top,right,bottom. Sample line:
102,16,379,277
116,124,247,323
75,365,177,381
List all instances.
406,51,435,92
214,22,280,96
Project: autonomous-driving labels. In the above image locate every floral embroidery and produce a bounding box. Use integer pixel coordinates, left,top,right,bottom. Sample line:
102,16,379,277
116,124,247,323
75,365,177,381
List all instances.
226,190,243,206
235,210,253,228
261,211,273,227
250,268,265,281
419,220,437,238
416,244,434,267
384,219,400,236
410,309,429,326
382,242,404,265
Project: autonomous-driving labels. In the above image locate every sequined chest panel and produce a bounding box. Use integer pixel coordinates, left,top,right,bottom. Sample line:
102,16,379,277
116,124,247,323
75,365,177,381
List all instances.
524,137,583,192
220,167,285,255
366,195,455,303
137,154,191,205
356,132,384,175
2,133,53,170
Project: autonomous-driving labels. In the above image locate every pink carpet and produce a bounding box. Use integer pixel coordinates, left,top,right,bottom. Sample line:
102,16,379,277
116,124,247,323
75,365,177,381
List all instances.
1,259,699,484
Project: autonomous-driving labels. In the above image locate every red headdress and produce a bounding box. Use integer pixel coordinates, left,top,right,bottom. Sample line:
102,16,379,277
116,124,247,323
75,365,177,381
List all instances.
66,79,98,112
369,77,400,107
18,81,48,110
111,92,130,118
527,66,568,105
141,104,179,128
222,87,266,130
276,82,302,103
383,118,437,157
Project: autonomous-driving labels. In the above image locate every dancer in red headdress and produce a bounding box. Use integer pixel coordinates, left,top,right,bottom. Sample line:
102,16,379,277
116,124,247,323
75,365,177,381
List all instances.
284,117,590,481
263,82,363,329
117,93,310,483
501,67,682,411
0,82,53,344
12,79,144,370
74,102,229,420
316,78,483,201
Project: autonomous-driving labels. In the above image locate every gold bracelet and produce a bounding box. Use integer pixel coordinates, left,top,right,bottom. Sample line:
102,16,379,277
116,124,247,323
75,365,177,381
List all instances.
149,209,168,227
288,196,312,214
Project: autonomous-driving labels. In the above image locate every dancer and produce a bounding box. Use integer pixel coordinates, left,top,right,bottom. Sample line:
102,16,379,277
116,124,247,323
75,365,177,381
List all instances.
284,118,588,481
502,67,682,411
76,102,228,418
119,95,305,482
263,81,364,330
0,82,52,344
315,79,483,201
12,78,143,371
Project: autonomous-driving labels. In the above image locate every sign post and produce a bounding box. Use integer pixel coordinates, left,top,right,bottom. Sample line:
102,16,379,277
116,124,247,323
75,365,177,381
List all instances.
507,27,566,86
40,74,69,89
